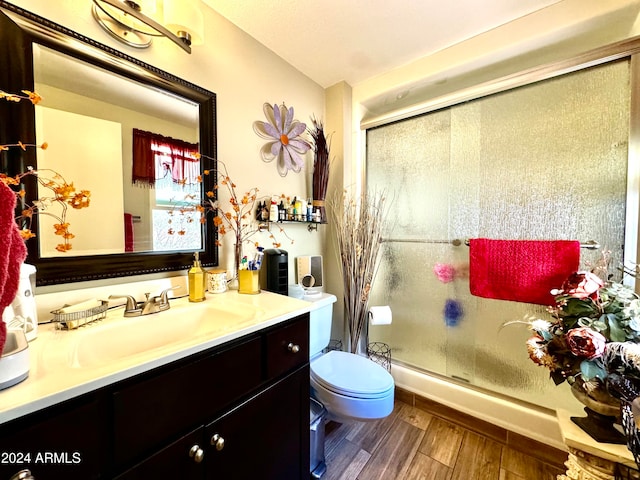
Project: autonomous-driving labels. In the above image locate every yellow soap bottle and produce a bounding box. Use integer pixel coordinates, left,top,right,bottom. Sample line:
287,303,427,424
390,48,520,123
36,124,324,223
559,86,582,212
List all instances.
188,252,206,302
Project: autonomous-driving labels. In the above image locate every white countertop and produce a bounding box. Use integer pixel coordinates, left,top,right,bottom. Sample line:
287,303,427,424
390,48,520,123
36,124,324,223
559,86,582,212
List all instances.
557,409,637,469
0,290,312,424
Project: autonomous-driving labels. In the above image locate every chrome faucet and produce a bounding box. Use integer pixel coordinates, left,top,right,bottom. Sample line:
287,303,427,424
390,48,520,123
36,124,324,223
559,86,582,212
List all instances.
109,286,181,317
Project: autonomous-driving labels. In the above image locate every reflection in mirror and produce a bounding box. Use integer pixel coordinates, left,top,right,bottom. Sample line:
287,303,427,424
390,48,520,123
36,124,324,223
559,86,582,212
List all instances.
0,1,217,286
33,44,201,257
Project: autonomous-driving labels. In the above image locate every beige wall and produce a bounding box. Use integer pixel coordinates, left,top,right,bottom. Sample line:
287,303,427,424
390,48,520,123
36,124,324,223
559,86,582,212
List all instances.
16,0,326,294
36,106,125,256
18,0,640,338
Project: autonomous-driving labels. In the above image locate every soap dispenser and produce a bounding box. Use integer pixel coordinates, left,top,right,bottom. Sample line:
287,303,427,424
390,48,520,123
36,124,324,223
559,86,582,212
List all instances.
188,252,206,302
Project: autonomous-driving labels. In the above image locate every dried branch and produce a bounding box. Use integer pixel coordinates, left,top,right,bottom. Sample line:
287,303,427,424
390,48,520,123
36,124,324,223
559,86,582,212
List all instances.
309,116,330,222
329,188,389,353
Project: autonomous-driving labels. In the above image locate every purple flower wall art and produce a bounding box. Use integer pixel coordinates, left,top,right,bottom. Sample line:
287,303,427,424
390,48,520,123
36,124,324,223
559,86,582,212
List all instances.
253,102,311,177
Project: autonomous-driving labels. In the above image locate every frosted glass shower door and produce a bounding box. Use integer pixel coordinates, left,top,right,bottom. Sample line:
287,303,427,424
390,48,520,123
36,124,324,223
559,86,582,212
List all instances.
366,58,630,412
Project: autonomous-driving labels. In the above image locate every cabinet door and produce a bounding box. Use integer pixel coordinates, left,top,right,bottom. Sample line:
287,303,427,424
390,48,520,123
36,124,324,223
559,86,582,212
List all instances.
204,366,310,480
0,393,108,480
112,336,261,468
114,427,205,480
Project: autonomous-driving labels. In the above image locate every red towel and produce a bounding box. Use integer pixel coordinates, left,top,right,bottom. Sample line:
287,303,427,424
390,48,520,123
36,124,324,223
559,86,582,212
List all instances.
124,213,134,252
468,238,580,306
0,182,28,353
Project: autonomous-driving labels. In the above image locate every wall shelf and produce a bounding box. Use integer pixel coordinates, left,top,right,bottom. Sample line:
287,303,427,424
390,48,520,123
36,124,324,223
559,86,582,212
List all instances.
258,220,326,233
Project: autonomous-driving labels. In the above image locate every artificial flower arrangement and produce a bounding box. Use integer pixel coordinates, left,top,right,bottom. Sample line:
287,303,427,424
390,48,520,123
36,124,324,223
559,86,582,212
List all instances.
510,254,640,457
503,253,640,450
0,89,91,252
507,253,640,389
168,157,292,276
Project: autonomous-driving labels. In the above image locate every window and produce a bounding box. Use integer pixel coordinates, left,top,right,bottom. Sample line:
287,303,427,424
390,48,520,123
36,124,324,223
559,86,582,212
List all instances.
132,129,201,251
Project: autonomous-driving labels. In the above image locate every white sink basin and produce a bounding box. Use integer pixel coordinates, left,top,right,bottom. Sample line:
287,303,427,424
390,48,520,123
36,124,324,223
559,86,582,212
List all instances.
67,299,264,368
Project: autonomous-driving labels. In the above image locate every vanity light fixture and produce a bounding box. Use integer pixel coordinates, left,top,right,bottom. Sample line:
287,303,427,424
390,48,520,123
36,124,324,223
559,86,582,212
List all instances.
91,0,204,54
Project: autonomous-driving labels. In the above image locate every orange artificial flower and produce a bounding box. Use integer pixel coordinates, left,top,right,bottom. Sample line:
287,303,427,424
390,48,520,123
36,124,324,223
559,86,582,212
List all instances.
22,90,42,104
53,223,70,236
70,191,90,209
19,229,36,240
55,243,72,253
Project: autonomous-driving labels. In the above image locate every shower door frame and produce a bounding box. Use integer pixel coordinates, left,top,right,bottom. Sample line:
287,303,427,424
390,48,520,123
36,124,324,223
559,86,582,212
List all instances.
361,38,640,284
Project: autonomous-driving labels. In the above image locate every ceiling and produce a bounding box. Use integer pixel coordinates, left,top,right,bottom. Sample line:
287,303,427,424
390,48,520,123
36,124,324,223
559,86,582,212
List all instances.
202,0,561,88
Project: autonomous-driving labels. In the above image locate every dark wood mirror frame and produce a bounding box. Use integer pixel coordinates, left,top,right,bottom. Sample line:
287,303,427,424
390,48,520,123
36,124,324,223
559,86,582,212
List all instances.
0,1,218,286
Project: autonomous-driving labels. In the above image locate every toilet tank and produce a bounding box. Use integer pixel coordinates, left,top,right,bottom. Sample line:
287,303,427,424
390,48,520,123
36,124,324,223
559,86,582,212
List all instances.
306,293,337,357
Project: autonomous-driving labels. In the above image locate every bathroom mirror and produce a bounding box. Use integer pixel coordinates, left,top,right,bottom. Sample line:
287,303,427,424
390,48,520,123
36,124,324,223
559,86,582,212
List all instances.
0,2,218,286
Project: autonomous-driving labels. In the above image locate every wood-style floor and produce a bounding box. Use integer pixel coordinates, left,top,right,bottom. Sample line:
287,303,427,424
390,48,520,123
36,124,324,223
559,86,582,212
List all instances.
322,397,568,480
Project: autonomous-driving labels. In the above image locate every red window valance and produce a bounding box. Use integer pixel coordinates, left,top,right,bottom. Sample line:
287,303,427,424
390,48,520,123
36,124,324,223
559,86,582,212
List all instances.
132,128,199,187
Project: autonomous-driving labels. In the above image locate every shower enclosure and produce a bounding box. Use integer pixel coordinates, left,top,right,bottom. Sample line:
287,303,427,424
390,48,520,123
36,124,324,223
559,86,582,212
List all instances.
366,57,632,414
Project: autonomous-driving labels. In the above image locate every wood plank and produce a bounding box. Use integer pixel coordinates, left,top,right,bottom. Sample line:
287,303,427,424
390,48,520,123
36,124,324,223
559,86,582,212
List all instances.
326,421,360,458
499,470,526,480
405,451,452,480
323,398,568,480
324,437,371,480
450,431,502,480
506,430,568,469
500,446,565,480
357,418,425,480
414,395,508,444
396,402,434,430
395,387,415,406
346,405,399,454
418,417,465,467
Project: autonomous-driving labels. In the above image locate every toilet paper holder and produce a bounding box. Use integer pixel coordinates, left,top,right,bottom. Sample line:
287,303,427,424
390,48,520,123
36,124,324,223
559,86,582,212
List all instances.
366,306,392,371
368,305,392,326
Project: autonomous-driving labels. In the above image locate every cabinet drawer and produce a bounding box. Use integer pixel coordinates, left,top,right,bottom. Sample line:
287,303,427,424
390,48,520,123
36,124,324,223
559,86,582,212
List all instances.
265,314,309,379
113,336,262,468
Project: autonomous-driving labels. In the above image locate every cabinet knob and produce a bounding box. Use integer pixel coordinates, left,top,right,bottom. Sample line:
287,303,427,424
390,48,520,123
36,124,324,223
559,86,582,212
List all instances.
211,433,225,451
189,445,205,463
10,470,34,480
287,342,300,354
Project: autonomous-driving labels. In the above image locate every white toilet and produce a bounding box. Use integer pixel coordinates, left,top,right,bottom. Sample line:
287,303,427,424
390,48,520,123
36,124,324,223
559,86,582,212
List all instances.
307,292,395,422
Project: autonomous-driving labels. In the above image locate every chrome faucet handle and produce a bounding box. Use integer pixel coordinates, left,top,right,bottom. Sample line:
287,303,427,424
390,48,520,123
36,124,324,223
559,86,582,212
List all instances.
109,294,138,312
140,292,159,315
158,286,181,306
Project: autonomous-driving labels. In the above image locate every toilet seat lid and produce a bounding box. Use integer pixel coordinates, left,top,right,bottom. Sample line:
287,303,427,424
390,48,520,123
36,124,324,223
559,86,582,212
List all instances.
311,351,394,398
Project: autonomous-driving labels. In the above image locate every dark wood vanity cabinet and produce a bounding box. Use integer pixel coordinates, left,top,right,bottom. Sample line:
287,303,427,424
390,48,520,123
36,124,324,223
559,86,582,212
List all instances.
114,426,206,480
0,393,109,480
203,366,309,479
0,313,310,480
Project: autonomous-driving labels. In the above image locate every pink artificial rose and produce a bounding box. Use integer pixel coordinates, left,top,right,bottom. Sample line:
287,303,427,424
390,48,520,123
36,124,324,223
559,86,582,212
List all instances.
566,327,606,360
561,272,604,300
433,263,455,283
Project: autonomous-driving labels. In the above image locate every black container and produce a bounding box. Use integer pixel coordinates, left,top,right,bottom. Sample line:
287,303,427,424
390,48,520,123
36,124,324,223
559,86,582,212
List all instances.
261,248,288,295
